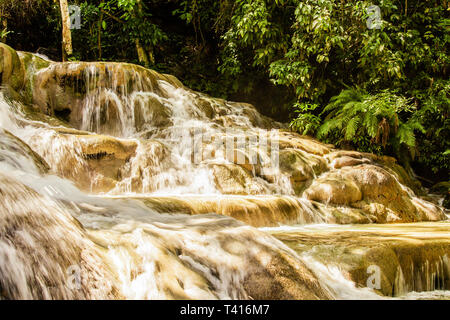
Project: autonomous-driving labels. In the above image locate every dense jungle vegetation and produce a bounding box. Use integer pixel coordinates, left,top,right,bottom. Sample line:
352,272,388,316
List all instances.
0,0,448,201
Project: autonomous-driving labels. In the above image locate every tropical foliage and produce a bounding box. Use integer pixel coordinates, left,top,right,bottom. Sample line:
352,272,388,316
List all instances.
317,89,425,160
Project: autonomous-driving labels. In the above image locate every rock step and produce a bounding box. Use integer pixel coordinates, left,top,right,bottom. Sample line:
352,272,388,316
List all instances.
269,222,450,297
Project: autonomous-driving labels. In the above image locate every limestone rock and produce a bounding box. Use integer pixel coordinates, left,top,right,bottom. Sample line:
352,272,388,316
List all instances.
304,177,362,205
139,195,325,227
210,163,266,195
0,129,50,174
279,148,328,195
304,165,446,223
243,251,332,300
0,43,24,92
0,173,120,299
271,223,450,297
278,131,332,156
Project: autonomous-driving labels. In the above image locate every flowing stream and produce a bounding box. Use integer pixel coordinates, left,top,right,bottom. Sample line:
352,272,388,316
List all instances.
0,51,449,300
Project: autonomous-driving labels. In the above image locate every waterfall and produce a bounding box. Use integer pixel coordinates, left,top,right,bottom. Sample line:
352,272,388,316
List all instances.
0,94,332,300
0,47,448,300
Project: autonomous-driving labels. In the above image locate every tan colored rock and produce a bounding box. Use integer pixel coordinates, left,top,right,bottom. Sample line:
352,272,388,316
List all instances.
278,131,332,156
243,251,332,300
0,43,24,91
279,148,328,195
271,223,450,297
196,96,215,119
326,150,424,194
210,163,263,195
113,139,171,194
344,165,402,202
27,132,138,193
325,150,378,162
304,165,446,223
305,177,362,205
330,155,371,169
0,173,121,299
139,195,325,227
133,93,172,130
28,61,179,131
76,134,137,160
0,130,50,174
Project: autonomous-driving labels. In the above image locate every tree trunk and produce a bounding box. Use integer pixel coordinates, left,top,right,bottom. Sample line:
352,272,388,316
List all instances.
1,19,7,43
135,39,150,66
134,0,153,66
59,0,73,61
98,3,103,60
0,7,7,43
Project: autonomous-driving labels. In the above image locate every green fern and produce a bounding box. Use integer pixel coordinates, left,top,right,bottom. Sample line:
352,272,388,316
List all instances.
318,88,421,158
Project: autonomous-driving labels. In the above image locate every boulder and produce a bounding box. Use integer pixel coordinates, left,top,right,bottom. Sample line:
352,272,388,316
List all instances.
0,130,50,174
277,131,332,156
210,163,266,195
304,177,362,205
271,223,450,297
304,165,446,223
0,173,120,299
279,148,327,195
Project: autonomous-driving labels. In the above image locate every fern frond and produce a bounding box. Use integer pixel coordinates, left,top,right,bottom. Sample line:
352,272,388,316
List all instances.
364,111,378,138
317,118,339,138
345,116,360,140
397,124,416,148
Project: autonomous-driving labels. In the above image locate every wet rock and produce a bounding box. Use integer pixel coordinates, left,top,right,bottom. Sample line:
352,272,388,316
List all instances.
113,139,172,194
196,97,215,119
279,148,327,195
305,177,363,205
431,181,450,208
0,173,121,299
326,151,424,195
133,93,172,130
0,43,25,93
17,51,51,105
77,134,137,160
138,195,325,227
325,150,377,162
27,61,178,132
271,223,450,297
210,163,266,195
25,131,139,193
0,130,50,174
278,131,332,156
329,155,371,169
243,251,332,300
304,165,446,223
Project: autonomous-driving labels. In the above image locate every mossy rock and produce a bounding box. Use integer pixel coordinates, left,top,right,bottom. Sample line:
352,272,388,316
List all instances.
279,148,327,195
0,43,25,91
17,51,51,105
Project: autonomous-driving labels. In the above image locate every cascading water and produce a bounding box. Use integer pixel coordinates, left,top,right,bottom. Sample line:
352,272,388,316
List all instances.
0,45,449,300
0,93,332,300
27,60,295,197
